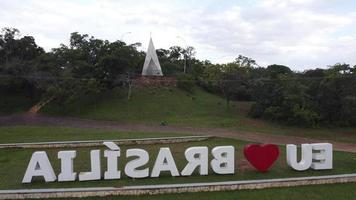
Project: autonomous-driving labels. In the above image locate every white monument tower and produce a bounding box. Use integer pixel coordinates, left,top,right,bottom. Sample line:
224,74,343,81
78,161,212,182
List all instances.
142,37,163,76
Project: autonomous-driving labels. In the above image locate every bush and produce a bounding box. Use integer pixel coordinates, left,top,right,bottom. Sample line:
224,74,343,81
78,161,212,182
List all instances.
264,106,284,120
341,96,356,126
291,105,320,126
177,74,195,93
249,103,265,118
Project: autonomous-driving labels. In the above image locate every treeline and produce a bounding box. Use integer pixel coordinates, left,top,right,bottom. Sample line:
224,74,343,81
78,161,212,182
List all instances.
196,58,356,126
1,28,356,126
0,28,195,107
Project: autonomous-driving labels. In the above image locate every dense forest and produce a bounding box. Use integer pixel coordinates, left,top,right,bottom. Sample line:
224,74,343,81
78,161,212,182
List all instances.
1,28,356,126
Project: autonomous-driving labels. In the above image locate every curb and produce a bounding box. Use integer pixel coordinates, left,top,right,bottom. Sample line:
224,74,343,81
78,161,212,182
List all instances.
1,174,356,199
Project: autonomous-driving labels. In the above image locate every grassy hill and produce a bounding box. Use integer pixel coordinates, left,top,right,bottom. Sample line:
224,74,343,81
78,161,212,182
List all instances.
41,86,356,143
43,86,250,128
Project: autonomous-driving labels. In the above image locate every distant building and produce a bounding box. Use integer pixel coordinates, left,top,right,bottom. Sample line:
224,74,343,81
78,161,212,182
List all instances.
142,37,163,76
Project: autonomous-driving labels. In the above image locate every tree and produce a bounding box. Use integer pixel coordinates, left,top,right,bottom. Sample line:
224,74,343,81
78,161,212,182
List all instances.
250,76,319,126
182,46,196,74
266,64,292,78
0,28,45,102
207,58,252,107
327,63,352,75
233,55,259,68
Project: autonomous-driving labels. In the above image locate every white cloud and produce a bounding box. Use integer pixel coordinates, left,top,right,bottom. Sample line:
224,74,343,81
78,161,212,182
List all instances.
1,0,356,70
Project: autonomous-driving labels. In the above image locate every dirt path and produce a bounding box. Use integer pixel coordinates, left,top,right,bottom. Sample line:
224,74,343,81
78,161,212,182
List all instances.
1,113,356,152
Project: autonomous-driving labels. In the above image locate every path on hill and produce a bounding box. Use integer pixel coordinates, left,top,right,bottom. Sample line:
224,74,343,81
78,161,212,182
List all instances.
1,113,356,152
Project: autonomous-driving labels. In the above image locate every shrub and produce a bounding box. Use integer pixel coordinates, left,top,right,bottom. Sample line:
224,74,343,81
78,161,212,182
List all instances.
291,105,320,126
249,103,264,118
341,96,356,126
264,106,284,120
177,74,195,93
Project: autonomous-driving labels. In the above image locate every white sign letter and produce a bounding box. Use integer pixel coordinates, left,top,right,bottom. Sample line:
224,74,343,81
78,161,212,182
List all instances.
181,147,208,176
286,144,312,171
210,146,235,174
104,150,121,180
125,149,149,178
22,151,56,183
58,151,77,182
79,150,101,181
151,148,180,177
311,143,333,170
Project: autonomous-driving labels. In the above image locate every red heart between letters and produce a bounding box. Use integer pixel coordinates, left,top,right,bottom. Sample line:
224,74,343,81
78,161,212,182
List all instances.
243,144,279,172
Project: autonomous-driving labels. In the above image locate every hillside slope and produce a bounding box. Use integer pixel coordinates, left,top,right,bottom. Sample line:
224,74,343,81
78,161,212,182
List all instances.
43,87,251,127
41,86,356,141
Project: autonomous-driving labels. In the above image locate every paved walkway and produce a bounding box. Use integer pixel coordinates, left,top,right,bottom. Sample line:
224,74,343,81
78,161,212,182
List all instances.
1,114,356,152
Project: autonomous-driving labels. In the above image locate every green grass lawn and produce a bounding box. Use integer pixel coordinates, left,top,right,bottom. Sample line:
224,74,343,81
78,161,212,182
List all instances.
47,182,356,200
41,86,356,143
0,126,185,143
1,137,356,190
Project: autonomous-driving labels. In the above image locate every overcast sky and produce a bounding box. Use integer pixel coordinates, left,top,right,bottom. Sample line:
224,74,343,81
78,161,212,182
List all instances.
1,0,356,70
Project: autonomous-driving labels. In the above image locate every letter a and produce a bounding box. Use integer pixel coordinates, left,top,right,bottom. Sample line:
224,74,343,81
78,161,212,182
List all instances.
151,148,179,177
22,151,56,183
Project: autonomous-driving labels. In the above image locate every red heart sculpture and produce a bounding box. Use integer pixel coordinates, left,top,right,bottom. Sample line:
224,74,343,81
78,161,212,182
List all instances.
243,144,279,172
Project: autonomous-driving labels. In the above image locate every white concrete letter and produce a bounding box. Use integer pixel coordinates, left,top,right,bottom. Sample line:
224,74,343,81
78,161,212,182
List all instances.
125,149,149,178
210,146,235,174
22,151,56,183
58,151,77,182
181,147,208,176
151,148,180,177
104,150,121,180
311,143,333,170
286,144,312,171
79,150,101,181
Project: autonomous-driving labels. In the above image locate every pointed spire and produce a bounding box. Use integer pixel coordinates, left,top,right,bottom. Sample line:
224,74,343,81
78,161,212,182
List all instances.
142,37,163,76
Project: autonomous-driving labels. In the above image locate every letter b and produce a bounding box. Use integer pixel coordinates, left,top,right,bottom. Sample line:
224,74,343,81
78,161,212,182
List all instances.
211,146,235,174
